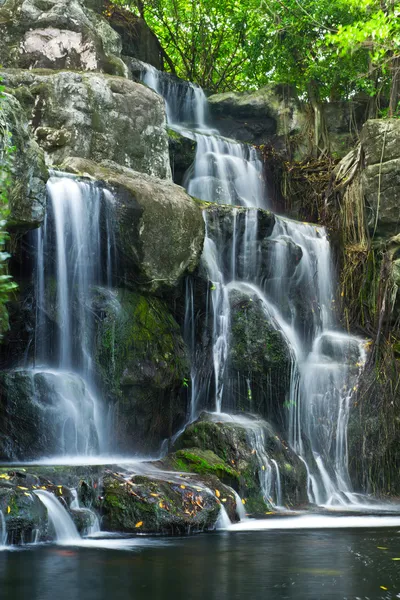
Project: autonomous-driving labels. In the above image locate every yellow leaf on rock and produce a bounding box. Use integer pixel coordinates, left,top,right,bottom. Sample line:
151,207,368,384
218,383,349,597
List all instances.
377,547,388,550
221,498,227,502
135,521,143,528
241,498,246,505
7,506,10,514
180,485,186,489
150,493,159,497
17,486,28,491
380,586,388,590
215,489,220,498
392,558,400,561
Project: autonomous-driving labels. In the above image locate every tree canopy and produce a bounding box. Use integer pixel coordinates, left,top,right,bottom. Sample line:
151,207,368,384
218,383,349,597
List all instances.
114,0,399,113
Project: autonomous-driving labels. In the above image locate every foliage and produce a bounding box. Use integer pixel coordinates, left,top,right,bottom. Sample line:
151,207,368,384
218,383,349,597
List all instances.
111,0,399,110
329,0,400,116
0,77,17,337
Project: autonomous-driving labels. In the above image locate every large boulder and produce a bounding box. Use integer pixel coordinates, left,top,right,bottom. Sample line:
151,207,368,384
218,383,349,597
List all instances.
100,471,222,535
3,70,171,179
0,0,125,75
91,287,190,454
173,413,308,512
360,119,400,237
63,157,205,293
1,93,47,229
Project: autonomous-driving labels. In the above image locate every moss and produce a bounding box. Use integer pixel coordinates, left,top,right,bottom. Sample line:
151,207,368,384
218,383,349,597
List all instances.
172,449,240,482
94,288,189,395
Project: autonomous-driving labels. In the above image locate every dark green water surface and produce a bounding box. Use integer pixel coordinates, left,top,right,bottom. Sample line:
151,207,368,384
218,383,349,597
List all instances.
1,527,400,600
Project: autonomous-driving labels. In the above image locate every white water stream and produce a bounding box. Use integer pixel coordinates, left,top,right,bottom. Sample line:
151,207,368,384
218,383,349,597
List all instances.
142,64,368,509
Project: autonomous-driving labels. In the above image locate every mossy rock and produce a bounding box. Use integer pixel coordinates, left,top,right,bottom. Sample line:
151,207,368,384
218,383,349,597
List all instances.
173,414,308,512
92,287,190,454
100,471,221,535
227,288,291,425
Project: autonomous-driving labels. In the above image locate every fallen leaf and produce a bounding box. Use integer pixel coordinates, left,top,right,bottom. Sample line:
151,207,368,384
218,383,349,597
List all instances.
241,498,246,505
150,493,159,497
180,485,186,489
135,521,143,528
377,547,388,550
7,506,10,514
380,586,388,590
17,486,28,491
215,489,220,498
392,558,400,561
221,498,227,502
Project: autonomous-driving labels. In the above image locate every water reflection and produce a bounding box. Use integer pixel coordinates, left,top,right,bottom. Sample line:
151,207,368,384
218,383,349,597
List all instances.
0,530,400,599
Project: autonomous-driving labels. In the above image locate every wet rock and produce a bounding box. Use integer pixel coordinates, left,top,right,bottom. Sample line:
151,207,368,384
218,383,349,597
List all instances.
100,471,221,535
227,288,292,425
173,413,308,513
63,157,204,293
168,128,197,186
3,70,171,179
91,287,190,454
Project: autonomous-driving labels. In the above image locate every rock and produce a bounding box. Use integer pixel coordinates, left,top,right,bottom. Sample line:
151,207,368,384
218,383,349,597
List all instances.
91,287,190,454
207,86,288,145
0,370,99,460
100,471,221,535
173,413,308,512
63,157,204,293
101,4,163,69
360,119,400,236
0,0,125,75
203,204,275,281
208,86,365,158
228,288,292,425
1,93,48,229
3,70,171,179
0,482,47,544
168,128,197,186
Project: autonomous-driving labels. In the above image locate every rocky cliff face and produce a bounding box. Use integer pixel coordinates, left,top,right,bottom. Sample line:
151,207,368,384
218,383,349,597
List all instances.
0,0,205,459
331,118,400,497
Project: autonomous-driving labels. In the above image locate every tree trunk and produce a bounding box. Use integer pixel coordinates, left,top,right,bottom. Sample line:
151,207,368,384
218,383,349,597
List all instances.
389,56,400,117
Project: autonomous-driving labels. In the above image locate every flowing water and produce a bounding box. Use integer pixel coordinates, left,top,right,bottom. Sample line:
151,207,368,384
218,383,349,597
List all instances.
31,173,116,456
141,64,368,508
34,490,80,543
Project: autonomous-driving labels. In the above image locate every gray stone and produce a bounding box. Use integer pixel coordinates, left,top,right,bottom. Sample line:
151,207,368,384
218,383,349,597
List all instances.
3,70,171,179
63,157,204,293
0,0,124,75
361,119,400,236
0,93,47,228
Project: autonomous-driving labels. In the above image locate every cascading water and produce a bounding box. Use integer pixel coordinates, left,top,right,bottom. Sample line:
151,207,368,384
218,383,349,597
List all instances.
34,490,80,543
31,173,115,457
143,63,368,508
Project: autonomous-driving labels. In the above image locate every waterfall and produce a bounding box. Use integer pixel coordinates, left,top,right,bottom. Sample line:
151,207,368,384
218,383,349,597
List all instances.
216,504,232,529
31,172,116,456
232,490,248,521
0,510,7,546
142,64,367,508
34,490,80,543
